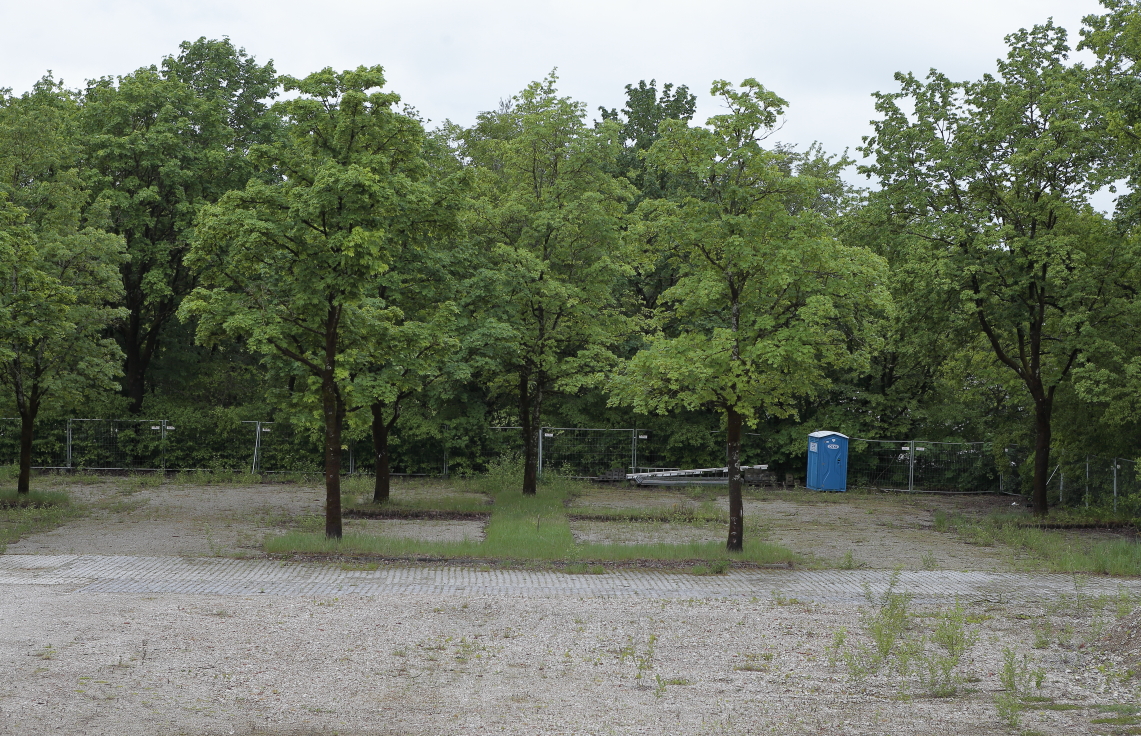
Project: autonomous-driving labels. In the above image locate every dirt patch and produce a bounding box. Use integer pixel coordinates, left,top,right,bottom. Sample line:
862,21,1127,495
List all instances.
569,519,724,545
344,508,490,521
572,486,1016,570
345,518,486,542
6,480,324,556
1100,609,1141,671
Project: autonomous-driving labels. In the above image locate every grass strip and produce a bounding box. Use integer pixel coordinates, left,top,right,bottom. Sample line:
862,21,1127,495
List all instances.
267,480,798,567
0,489,84,552
949,511,1141,576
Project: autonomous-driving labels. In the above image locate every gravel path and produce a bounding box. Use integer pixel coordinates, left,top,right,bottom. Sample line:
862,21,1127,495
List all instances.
3,555,1141,735
2,553,1139,603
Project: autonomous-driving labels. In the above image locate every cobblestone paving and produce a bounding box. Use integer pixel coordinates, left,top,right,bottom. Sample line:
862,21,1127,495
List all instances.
2,553,1138,602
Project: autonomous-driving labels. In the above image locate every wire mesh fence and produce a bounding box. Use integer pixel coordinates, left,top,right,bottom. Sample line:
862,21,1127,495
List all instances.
6,417,1137,507
1044,455,1141,513
847,439,1001,493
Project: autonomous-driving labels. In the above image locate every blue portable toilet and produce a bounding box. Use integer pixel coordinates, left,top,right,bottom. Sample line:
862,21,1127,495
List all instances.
806,431,848,491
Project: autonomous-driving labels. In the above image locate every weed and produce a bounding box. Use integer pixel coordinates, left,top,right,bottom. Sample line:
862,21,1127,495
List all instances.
691,560,729,575
921,551,939,571
950,513,1141,575
265,476,798,566
861,571,912,664
735,652,774,672
617,634,657,681
993,647,1045,728
909,601,979,697
839,551,866,570
933,509,949,532
826,629,847,666
771,590,802,606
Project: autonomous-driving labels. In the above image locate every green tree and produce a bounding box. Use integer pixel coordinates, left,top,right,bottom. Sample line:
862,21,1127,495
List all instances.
462,73,636,495
354,192,467,502
81,38,278,413
0,80,126,493
609,79,889,550
183,66,447,538
861,22,1131,514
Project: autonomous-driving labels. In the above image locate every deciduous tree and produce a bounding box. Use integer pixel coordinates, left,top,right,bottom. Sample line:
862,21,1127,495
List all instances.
184,66,443,538
610,80,889,550
861,23,1131,514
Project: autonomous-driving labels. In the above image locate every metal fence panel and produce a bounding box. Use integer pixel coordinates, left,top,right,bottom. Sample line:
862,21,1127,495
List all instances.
848,439,1000,493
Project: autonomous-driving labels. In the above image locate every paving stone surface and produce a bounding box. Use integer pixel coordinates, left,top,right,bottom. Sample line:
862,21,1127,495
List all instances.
1,553,1138,602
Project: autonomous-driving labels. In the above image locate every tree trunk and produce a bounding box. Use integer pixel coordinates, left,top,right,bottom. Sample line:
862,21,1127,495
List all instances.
726,408,743,551
124,343,147,415
520,371,539,496
322,371,344,540
371,403,392,504
1031,398,1052,517
17,408,34,495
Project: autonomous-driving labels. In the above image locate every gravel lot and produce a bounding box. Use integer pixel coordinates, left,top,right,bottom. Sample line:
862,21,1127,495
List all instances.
1,478,1139,735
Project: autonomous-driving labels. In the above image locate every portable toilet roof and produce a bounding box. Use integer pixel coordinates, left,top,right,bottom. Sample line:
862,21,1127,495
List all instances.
808,431,848,439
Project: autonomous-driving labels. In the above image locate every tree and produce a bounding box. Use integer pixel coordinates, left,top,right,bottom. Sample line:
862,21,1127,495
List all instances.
609,80,889,550
461,73,636,495
357,306,465,502
0,81,126,493
81,39,278,413
1081,0,1141,225
599,80,697,203
183,66,448,538
861,22,1131,515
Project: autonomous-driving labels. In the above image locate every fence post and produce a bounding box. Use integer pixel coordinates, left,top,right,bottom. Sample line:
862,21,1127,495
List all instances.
631,429,637,474
1059,469,1064,506
1114,458,1119,513
537,427,543,478
251,421,262,474
1086,456,1090,508
908,440,915,492
66,418,73,470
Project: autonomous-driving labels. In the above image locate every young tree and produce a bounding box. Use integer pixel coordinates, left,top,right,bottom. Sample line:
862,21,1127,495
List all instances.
462,74,636,495
0,81,126,493
81,39,278,413
183,66,449,539
609,80,889,550
862,23,1131,515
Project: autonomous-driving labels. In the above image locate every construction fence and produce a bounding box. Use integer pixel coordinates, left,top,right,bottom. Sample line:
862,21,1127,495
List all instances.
3,418,1137,509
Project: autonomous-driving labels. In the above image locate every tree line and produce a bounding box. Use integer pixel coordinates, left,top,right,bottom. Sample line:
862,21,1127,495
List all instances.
4,2,1141,548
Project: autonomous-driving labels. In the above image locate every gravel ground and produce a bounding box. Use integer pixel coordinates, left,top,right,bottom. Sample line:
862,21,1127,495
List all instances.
2,478,1139,735
3,583,1139,736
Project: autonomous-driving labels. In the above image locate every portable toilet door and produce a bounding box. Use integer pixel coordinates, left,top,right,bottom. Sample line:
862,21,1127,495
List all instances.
807,431,849,491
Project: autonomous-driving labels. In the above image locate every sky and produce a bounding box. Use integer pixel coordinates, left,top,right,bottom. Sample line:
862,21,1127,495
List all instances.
0,0,1114,192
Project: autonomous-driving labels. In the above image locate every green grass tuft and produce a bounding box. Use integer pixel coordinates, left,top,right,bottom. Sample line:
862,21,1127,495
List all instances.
0,490,83,552
948,512,1141,576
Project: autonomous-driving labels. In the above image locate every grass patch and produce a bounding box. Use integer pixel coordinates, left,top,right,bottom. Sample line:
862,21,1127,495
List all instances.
0,490,84,552
0,489,71,509
948,512,1141,576
266,473,798,568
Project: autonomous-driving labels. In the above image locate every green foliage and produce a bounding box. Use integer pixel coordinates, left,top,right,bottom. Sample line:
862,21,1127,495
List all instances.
0,81,127,491
461,72,636,493
862,22,1136,514
80,39,278,411
184,65,453,537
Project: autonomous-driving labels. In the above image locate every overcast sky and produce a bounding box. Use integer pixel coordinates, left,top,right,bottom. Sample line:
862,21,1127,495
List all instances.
0,0,1113,192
